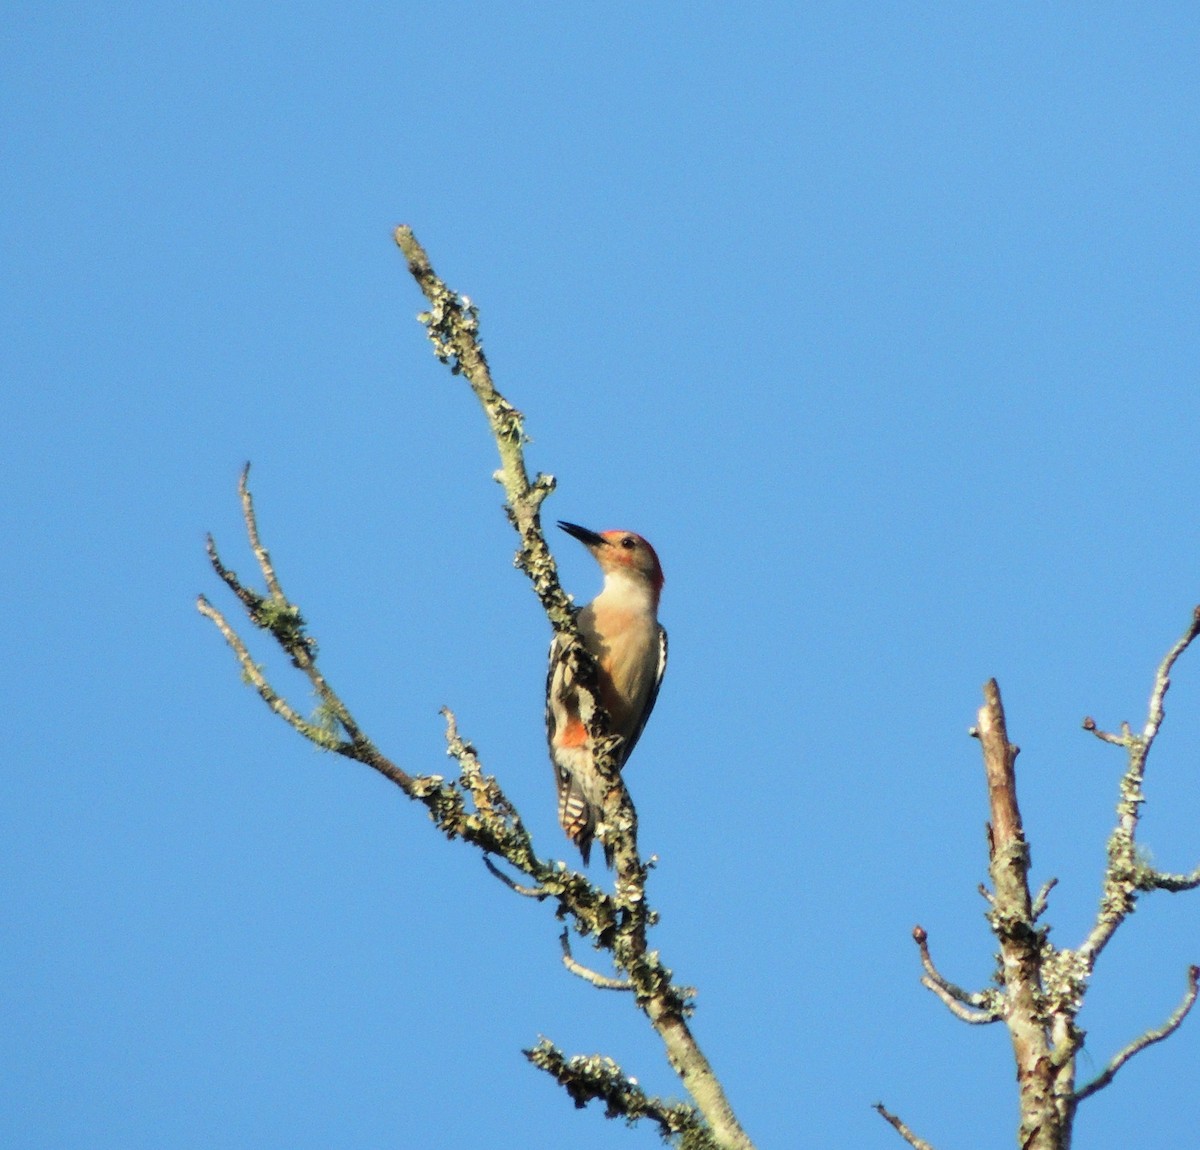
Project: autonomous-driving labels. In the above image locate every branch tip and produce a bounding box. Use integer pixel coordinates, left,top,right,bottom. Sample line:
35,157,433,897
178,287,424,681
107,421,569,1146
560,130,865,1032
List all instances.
912,922,999,1023
873,1102,937,1150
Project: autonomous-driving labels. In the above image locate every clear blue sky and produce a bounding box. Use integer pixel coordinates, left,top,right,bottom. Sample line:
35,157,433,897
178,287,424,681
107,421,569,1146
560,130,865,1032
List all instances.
4,5,1199,1148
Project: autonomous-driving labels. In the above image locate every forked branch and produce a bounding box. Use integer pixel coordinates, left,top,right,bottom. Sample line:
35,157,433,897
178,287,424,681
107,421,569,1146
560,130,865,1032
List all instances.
198,228,754,1150
911,926,1000,1024
883,610,1200,1150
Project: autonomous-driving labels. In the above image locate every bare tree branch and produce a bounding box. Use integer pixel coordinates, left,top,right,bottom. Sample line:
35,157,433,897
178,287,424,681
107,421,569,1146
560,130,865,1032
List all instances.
391,224,752,1150
1145,607,1200,737
1079,607,1200,968
873,1102,938,1150
561,929,634,991
196,593,343,752
1081,716,1128,747
1074,965,1200,1102
974,681,1075,1149
898,612,1200,1150
199,227,754,1150
919,977,1000,1025
1030,876,1058,922
911,926,1000,1023
202,467,414,791
483,855,548,899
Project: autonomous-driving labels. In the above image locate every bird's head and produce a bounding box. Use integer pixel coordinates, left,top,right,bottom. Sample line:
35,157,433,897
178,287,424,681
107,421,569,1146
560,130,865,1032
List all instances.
557,521,665,597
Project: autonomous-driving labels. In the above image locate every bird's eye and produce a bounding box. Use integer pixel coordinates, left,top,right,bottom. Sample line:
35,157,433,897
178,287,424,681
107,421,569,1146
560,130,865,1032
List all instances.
620,536,636,549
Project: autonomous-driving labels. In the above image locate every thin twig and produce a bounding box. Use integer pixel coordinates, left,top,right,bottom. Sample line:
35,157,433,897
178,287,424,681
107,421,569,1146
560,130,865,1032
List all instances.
1144,606,1200,741
1079,608,1200,968
911,926,994,1010
239,463,285,600
1074,966,1200,1102
198,538,413,793
1081,716,1128,747
919,978,1000,1024
872,1102,938,1150
1031,877,1058,921
483,855,547,899
196,594,346,752
560,930,633,991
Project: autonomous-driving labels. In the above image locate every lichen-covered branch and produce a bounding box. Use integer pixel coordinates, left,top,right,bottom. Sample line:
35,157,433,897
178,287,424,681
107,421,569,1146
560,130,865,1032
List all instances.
202,467,411,788
525,1038,716,1149
392,225,753,1150
198,227,753,1150
1079,606,1200,968
886,613,1200,1150
391,226,642,876
1140,864,1200,893
391,226,568,623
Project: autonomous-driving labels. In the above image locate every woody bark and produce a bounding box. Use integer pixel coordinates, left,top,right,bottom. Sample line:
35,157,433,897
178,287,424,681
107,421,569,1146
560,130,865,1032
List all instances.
977,680,1066,1150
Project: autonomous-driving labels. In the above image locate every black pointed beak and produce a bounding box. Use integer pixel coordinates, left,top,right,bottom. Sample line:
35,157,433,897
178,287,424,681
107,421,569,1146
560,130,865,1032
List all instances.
557,521,606,548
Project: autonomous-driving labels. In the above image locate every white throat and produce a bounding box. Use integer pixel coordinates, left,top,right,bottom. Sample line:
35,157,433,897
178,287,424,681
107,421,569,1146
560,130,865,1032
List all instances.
599,568,658,617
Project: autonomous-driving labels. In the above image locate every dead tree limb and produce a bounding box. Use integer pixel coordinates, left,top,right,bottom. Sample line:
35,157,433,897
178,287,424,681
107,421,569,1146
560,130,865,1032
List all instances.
198,227,754,1150
879,610,1200,1150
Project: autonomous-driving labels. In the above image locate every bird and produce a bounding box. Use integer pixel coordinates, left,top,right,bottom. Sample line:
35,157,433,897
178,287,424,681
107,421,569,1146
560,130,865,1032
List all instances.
546,520,667,866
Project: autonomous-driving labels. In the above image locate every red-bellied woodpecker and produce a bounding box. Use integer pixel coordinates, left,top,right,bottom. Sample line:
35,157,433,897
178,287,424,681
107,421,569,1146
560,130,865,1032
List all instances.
546,521,667,866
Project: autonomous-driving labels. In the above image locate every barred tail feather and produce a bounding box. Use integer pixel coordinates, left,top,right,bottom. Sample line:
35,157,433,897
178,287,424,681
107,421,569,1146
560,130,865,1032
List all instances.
556,764,597,866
